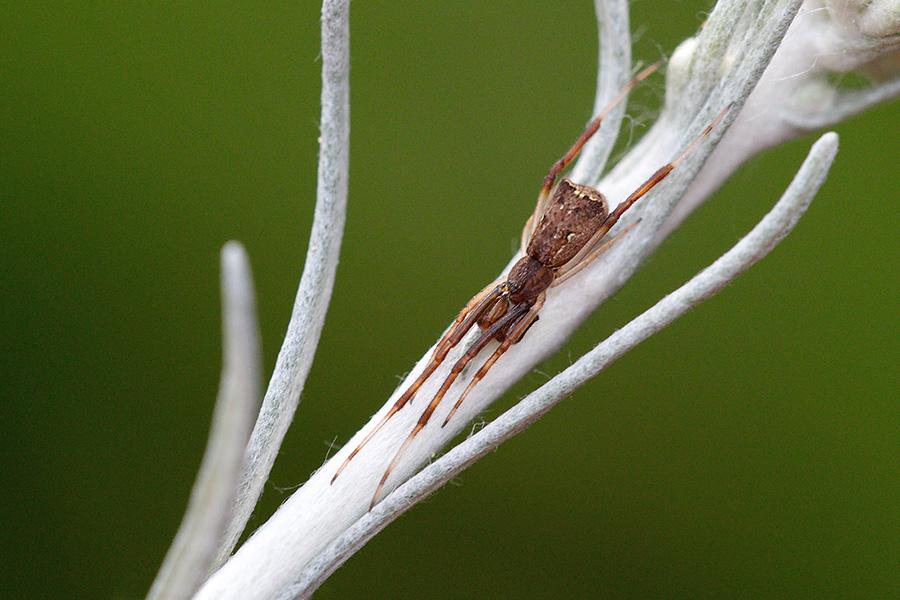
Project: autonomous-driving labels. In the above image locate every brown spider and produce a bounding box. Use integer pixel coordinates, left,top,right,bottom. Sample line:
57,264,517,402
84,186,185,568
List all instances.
332,62,730,508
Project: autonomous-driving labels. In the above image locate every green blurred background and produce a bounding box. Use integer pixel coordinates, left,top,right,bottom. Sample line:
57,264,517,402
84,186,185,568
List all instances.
3,1,898,598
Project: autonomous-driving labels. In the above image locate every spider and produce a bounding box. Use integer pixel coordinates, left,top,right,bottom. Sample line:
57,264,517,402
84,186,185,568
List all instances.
332,62,730,508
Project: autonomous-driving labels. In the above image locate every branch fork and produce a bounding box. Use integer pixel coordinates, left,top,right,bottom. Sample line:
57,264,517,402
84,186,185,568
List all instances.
143,1,900,599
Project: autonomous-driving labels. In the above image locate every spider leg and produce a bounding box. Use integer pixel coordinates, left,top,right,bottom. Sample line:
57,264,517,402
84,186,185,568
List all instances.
522,61,661,249
442,293,546,427
368,300,534,508
552,104,732,287
604,104,734,233
330,281,505,484
552,220,639,285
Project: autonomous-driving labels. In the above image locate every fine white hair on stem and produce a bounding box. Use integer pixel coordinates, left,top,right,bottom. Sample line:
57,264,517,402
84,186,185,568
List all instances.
284,131,838,600
182,0,900,597
568,0,632,189
194,2,791,599
660,0,900,235
147,242,262,600
208,0,351,570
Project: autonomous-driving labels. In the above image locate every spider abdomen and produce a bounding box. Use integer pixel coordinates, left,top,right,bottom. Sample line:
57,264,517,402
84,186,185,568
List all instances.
526,179,609,268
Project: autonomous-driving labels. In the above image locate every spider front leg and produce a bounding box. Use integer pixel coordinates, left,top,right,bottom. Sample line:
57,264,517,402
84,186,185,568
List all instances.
521,61,661,248
551,104,734,288
330,279,505,484
552,220,639,286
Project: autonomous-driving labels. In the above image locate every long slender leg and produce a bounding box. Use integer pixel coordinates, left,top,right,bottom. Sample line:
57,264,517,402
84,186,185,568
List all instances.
604,104,733,231
460,106,725,428
441,293,546,427
522,61,662,248
330,281,505,484
553,221,639,285
368,300,534,508
552,104,732,285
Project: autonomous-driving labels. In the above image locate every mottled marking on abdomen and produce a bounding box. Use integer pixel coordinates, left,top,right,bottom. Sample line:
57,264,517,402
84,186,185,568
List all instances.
526,179,610,268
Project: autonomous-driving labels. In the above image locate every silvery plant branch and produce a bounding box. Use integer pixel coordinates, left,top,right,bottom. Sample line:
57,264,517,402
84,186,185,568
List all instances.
661,0,900,234
147,243,262,600
152,0,897,599
206,0,351,572
151,1,349,599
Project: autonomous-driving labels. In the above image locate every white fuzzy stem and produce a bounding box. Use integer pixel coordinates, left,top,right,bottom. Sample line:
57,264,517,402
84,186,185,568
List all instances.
207,0,351,571
148,242,262,600
186,0,900,597
283,131,837,600
195,1,795,598
661,0,900,236
568,0,632,188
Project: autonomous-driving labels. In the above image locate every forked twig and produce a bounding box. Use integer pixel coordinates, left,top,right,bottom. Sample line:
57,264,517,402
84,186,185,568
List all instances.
286,132,838,600
338,98,731,510
188,0,900,595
